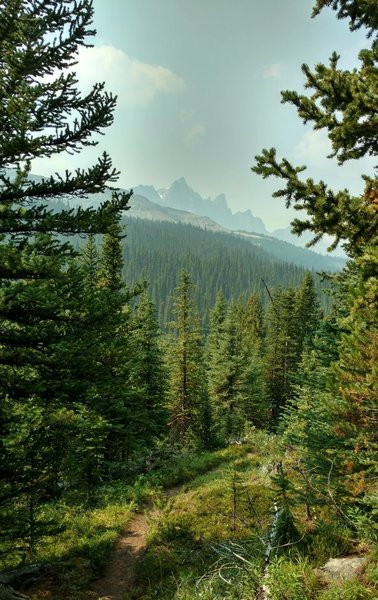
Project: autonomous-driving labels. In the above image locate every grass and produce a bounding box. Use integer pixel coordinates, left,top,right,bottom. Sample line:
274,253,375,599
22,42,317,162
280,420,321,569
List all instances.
5,429,377,600
11,441,250,599
265,556,319,600
131,432,280,599
316,580,376,599
129,429,376,600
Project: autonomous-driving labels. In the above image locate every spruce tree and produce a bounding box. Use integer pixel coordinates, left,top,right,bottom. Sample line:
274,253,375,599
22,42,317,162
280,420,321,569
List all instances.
206,291,227,439
214,302,244,438
91,221,143,474
165,272,211,448
0,0,130,558
206,293,267,438
253,0,378,524
236,294,267,428
293,273,321,359
263,287,297,425
128,290,168,453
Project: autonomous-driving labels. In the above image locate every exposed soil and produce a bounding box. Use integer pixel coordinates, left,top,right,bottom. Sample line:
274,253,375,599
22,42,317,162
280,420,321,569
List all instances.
90,486,183,600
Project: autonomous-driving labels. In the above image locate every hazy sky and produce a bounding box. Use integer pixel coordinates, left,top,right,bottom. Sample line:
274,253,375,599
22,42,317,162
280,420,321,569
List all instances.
33,0,374,230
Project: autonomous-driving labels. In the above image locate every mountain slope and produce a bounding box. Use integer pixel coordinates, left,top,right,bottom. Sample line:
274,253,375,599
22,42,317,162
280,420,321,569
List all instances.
126,195,345,273
121,218,334,324
128,194,224,231
235,230,346,272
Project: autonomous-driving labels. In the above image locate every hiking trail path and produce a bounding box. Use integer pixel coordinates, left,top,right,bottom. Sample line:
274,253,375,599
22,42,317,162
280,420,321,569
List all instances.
90,486,182,600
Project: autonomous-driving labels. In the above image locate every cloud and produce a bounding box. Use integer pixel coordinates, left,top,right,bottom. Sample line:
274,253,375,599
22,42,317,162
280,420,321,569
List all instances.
74,45,185,107
262,62,286,79
294,128,333,167
180,109,196,124
180,109,206,144
185,122,206,144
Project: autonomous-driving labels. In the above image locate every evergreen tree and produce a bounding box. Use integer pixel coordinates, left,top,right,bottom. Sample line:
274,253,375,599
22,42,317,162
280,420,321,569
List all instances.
263,287,297,425
206,291,227,433
128,290,168,452
293,273,321,358
165,272,211,448
0,0,130,557
236,294,268,428
213,302,244,438
263,276,321,427
253,0,378,524
206,293,267,438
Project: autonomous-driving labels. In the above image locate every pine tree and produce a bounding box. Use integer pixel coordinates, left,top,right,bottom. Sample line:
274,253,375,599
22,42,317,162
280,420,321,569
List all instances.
165,272,211,448
128,290,168,453
0,0,130,558
253,0,378,525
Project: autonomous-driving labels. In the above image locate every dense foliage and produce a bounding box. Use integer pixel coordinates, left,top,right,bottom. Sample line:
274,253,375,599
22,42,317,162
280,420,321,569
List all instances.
121,218,332,325
253,0,377,535
0,0,376,598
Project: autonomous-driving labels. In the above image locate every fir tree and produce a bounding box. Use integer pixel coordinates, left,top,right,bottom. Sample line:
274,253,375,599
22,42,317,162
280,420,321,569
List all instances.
253,0,378,525
0,0,130,557
165,272,211,447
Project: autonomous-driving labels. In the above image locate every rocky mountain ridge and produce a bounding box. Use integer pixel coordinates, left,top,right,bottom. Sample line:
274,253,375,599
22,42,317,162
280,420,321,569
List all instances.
134,177,267,235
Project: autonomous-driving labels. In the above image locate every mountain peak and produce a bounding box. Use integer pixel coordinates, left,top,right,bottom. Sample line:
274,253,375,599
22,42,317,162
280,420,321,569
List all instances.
213,193,228,209
133,184,162,205
172,176,190,188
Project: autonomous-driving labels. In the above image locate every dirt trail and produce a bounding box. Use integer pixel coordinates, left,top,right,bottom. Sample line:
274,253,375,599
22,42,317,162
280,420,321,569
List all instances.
90,486,183,600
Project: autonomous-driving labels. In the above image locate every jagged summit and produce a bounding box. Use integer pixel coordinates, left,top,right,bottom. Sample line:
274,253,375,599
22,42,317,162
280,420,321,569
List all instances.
132,184,162,205
213,193,228,209
134,178,267,235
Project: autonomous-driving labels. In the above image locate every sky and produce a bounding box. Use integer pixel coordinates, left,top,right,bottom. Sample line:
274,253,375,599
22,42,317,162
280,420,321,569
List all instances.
32,0,375,230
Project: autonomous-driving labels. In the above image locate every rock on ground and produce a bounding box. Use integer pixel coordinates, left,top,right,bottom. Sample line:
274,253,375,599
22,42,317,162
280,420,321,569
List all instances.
318,556,367,583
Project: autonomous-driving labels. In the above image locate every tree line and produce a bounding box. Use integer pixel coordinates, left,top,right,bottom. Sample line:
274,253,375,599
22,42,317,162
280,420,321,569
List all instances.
120,217,333,325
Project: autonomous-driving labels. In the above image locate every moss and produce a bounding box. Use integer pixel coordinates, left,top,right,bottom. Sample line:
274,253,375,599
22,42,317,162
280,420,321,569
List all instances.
266,556,319,600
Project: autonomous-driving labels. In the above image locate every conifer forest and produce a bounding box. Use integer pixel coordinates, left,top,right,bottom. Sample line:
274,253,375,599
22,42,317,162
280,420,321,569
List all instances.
0,1,377,599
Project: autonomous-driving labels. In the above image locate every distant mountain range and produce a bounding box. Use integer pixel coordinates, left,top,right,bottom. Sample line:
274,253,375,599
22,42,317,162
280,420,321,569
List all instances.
129,194,224,232
125,195,345,272
133,177,267,235
132,177,345,257
128,177,345,271
4,169,346,271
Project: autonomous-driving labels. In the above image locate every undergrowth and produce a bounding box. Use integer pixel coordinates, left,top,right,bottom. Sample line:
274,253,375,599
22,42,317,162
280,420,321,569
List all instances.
5,429,376,600
9,442,251,599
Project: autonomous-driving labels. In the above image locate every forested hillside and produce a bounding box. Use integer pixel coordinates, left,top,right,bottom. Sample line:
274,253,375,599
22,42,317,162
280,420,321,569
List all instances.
124,195,346,272
0,1,376,600
121,218,333,324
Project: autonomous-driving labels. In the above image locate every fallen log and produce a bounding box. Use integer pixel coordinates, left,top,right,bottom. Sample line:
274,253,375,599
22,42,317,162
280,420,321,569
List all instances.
0,564,42,586
0,583,29,600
